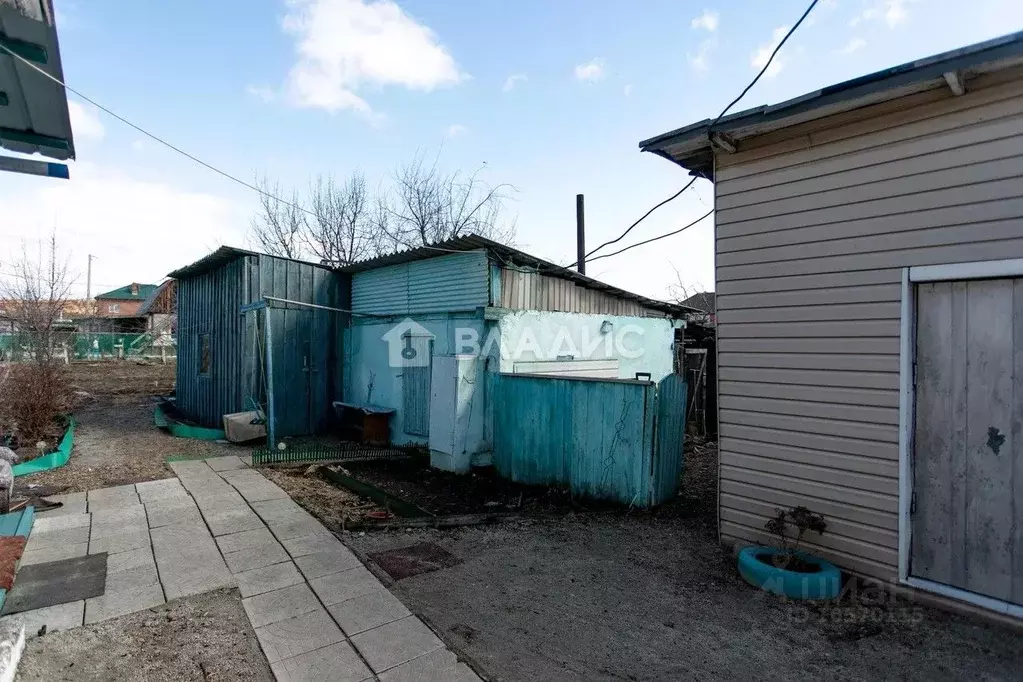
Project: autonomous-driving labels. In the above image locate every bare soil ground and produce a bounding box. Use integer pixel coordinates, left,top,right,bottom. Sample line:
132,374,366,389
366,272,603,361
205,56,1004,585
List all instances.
21,361,251,492
18,589,273,682
262,465,383,530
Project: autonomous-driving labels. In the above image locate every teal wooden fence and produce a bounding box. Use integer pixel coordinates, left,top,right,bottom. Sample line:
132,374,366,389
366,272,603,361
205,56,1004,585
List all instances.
492,373,686,507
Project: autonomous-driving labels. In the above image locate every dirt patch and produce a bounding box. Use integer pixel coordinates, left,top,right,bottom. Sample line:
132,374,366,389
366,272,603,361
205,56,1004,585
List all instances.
66,361,176,399
262,466,382,530
18,588,273,681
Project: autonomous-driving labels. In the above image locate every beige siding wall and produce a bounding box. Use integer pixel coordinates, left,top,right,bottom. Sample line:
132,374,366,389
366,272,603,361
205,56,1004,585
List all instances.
499,268,662,316
714,67,1023,580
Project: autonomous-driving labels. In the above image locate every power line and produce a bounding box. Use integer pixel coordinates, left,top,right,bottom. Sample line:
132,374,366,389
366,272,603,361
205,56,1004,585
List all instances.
582,0,819,264
587,210,714,264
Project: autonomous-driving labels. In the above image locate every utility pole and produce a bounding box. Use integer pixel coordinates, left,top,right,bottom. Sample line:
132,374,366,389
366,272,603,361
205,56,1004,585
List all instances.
86,254,94,301
576,194,586,276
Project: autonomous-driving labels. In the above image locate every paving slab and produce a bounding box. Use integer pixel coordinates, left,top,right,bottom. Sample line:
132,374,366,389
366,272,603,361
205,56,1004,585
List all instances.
0,600,84,638
149,521,215,555
105,561,161,593
377,648,480,682
206,455,248,471
205,508,265,536
270,640,372,682
280,532,343,559
235,561,304,598
22,542,88,566
250,498,306,522
144,503,204,530
89,519,148,541
84,583,164,624
293,548,363,580
30,513,90,534
2,554,106,615
24,524,90,551
224,543,292,574
216,528,283,555
88,530,150,555
328,588,412,636
36,492,86,516
161,565,235,600
350,616,445,674
90,505,146,524
168,460,214,476
254,608,345,664
242,583,322,629
308,566,383,607
106,547,156,573
86,485,140,511
266,514,330,541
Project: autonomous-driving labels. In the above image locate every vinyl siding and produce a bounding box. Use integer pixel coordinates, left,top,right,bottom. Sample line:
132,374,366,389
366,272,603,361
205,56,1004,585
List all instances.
714,66,1023,581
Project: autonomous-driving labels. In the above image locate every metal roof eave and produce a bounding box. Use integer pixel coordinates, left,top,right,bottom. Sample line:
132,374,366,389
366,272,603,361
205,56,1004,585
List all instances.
639,30,1023,177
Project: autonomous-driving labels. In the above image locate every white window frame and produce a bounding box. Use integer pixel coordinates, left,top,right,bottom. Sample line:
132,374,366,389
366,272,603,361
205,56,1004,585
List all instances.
899,257,1023,619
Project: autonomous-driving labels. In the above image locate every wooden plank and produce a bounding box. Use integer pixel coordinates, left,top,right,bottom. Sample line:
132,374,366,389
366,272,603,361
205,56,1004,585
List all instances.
964,279,1015,601
949,281,969,589
1014,279,1023,606
911,281,954,585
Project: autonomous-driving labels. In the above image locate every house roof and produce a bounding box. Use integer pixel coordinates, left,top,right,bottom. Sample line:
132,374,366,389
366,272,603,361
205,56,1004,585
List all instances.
167,246,336,279
679,291,715,314
640,30,1023,178
137,279,175,316
340,234,698,317
94,283,159,300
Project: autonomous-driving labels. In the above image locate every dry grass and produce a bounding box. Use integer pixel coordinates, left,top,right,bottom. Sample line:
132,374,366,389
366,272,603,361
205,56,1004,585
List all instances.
262,466,382,530
0,362,74,453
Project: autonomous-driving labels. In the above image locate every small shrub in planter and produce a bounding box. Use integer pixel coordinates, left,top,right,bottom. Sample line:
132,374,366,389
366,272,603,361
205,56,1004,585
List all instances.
737,505,841,600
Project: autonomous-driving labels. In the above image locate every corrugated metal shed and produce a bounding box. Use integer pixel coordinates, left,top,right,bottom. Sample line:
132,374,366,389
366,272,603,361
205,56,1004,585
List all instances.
351,251,489,316
500,268,663,317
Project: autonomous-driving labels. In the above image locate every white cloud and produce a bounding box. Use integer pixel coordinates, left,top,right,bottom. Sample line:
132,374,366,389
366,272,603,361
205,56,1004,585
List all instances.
574,58,605,82
0,164,245,298
851,0,918,28
67,100,104,142
446,124,468,138
502,73,527,92
246,85,276,103
281,0,463,116
838,37,867,54
751,26,790,78
689,38,716,73
691,9,719,32
623,84,633,96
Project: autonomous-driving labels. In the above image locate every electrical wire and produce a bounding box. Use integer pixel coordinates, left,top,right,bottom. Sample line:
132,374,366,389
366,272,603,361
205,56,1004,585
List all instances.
581,0,819,264
586,210,713,264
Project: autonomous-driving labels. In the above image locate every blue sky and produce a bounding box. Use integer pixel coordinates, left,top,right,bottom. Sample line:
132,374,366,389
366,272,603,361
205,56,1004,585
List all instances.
2,0,1021,299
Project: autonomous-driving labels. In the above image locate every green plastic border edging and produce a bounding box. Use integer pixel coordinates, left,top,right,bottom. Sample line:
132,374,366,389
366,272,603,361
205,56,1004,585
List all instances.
154,404,226,441
12,419,75,477
320,467,433,518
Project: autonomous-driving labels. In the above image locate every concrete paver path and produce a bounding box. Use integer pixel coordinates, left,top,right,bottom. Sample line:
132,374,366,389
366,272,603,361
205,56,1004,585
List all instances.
5,456,479,681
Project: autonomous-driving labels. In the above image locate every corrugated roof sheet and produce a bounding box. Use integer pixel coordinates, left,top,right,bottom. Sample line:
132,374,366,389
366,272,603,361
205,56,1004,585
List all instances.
167,246,336,280
94,283,159,301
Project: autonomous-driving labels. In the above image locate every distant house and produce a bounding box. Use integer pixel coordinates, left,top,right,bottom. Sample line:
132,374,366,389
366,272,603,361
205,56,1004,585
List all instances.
83,283,159,333
137,279,177,345
641,32,1023,619
678,291,715,326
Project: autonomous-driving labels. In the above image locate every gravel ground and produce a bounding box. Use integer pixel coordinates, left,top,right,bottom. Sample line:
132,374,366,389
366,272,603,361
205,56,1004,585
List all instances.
17,589,273,682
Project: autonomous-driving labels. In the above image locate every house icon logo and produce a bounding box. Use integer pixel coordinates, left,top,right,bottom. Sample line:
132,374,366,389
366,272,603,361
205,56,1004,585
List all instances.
382,318,434,368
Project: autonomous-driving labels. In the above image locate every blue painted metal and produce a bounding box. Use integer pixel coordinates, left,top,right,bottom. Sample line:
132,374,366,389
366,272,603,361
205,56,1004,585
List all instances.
0,154,68,178
493,373,656,506
264,306,276,448
239,300,267,313
351,251,489,316
651,374,687,505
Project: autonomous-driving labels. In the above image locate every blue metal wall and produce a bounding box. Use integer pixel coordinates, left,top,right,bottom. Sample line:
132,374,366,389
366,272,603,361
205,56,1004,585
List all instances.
493,373,685,506
351,251,489,316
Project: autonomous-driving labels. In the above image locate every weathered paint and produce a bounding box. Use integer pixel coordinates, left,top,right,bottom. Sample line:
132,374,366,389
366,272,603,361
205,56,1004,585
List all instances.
652,374,688,505
428,354,488,473
492,373,658,506
496,310,676,381
351,251,489,316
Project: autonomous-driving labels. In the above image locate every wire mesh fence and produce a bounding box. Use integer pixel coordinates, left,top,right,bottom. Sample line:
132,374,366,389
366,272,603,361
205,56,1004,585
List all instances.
0,331,177,362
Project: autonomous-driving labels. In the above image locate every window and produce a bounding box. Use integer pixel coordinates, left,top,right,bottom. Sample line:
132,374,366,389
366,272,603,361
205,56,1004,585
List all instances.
108,303,120,313
199,334,211,376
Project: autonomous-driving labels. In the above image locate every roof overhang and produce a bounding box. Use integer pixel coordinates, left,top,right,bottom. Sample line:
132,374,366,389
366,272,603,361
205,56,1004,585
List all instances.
639,30,1023,179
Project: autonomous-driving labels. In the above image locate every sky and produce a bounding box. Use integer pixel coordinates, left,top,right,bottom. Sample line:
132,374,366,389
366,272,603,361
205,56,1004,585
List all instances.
1,0,1021,300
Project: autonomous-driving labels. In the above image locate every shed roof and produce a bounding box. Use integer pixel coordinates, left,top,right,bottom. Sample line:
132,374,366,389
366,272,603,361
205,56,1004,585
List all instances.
340,234,697,317
137,279,176,315
94,283,158,300
640,30,1023,178
166,246,336,280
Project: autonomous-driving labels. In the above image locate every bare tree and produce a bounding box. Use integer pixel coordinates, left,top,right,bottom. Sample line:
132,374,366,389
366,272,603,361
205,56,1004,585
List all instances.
250,175,305,259
303,173,376,266
381,151,514,248
0,233,76,364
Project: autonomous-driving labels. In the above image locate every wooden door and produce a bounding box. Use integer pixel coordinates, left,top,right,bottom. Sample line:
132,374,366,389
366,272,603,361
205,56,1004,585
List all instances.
912,278,1022,606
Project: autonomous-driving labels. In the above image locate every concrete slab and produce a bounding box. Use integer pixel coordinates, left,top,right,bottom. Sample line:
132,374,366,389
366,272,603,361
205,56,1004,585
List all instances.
36,492,86,516
192,493,248,513
24,524,90,551
242,583,321,629
134,478,187,503
224,543,292,574
328,588,412,637
377,648,480,682
270,640,372,681
106,547,156,573
218,469,265,482
0,600,84,639
30,513,90,534
205,508,265,536
161,565,235,600
144,504,204,530
206,456,248,471
89,505,146,527
22,542,88,566
230,479,290,503
308,566,383,607
149,521,215,555
235,561,304,598
280,532,343,559
84,583,164,624
89,519,148,541
2,554,106,615
86,485,140,511
215,528,282,555
105,561,160,593
293,548,363,580
266,514,330,541
250,498,306,522
350,616,444,674
252,608,344,665
168,460,213,476
88,531,150,555
150,521,235,599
